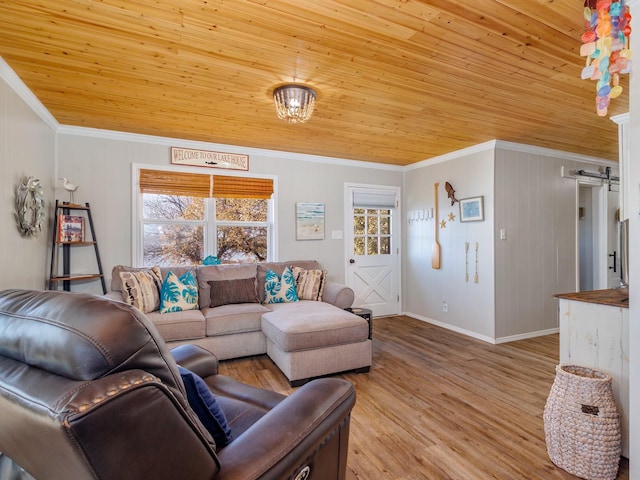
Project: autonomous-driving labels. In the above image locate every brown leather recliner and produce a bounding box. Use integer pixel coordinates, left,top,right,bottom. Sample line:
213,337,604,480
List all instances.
0,289,356,480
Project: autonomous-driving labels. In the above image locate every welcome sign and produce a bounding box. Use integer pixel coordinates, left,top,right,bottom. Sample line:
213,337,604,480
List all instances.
170,147,249,171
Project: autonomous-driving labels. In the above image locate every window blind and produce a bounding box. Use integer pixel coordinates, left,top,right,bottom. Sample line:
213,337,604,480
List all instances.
212,175,273,199
139,170,212,197
139,169,273,199
352,190,397,208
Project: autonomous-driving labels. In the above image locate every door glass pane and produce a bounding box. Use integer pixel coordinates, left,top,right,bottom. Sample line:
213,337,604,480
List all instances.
353,207,393,256
143,223,204,266
380,215,390,235
380,236,390,254
354,215,365,235
367,237,378,255
367,214,379,235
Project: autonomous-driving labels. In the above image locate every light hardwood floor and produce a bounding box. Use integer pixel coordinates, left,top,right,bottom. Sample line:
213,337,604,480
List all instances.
218,315,629,480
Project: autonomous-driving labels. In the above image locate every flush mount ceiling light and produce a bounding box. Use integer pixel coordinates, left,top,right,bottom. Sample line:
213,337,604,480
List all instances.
273,84,316,124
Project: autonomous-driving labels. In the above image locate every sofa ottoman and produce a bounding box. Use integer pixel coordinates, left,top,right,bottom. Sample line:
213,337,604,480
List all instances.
262,301,372,386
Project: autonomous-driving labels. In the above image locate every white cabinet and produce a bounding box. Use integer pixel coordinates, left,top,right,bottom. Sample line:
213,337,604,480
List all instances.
557,294,629,457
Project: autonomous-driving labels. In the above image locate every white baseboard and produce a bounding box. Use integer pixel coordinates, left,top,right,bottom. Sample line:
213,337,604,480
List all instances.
404,312,497,344
403,312,559,345
494,328,559,344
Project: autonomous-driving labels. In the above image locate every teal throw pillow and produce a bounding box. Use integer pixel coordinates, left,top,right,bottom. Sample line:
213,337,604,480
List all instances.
263,267,299,304
159,270,199,313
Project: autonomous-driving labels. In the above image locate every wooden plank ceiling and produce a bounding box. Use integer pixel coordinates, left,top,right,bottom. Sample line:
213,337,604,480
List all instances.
0,0,627,165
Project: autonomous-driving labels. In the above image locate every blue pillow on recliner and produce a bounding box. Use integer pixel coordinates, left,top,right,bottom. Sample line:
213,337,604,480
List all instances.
178,366,233,447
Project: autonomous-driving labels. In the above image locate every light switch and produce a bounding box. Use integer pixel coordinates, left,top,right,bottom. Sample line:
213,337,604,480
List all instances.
500,229,507,240
332,230,343,240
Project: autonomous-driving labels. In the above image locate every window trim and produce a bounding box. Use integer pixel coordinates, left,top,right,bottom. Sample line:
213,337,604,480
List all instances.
131,163,278,266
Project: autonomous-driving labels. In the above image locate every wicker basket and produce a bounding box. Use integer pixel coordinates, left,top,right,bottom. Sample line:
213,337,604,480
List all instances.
543,365,621,480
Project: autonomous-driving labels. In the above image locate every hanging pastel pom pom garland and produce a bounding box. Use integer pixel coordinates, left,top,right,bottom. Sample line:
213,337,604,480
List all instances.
580,0,632,116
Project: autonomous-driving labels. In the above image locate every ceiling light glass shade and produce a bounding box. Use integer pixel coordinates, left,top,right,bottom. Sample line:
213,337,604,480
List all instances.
273,85,316,124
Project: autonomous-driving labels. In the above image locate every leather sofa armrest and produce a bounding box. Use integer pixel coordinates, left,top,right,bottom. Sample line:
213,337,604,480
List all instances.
171,344,219,377
216,378,356,480
322,282,355,309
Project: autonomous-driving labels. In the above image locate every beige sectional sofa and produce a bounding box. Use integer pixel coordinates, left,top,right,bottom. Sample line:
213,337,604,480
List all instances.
107,260,372,386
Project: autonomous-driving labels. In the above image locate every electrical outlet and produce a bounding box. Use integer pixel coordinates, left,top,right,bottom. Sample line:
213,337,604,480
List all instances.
442,301,448,313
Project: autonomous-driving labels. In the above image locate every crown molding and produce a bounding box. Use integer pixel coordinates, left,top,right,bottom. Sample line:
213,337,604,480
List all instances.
2,55,614,172
494,140,614,166
56,124,405,172
404,139,614,171
0,57,58,132
60,122,612,171
611,112,630,125
404,141,497,170
0,55,400,171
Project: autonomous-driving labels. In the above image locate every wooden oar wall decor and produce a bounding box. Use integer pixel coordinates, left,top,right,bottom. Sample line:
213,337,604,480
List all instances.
432,182,441,269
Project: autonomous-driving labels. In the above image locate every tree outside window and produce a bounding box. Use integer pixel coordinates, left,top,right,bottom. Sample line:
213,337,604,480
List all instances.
142,194,270,266
215,198,268,263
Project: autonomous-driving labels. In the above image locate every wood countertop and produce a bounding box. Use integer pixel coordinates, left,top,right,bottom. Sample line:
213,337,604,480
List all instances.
555,288,629,308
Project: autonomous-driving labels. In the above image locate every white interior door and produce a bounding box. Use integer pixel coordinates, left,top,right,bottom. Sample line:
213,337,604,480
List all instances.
607,188,621,288
578,185,596,291
577,181,618,291
344,185,401,317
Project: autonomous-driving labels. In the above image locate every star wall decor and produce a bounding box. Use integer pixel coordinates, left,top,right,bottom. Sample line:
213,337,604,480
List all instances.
448,212,456,222
440,219,447,229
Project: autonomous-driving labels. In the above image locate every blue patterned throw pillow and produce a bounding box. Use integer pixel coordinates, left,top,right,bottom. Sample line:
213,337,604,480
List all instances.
263,267,299,304
159,271,199,313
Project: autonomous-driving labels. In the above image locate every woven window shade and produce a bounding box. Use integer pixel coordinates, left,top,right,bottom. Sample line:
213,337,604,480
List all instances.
139,169,212,198
139,169,273,199
212,175,273,199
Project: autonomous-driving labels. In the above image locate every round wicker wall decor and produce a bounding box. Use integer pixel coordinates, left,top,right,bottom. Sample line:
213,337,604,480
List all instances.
15,176,45,237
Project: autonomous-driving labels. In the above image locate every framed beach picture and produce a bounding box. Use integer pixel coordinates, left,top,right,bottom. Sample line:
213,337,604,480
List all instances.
296,203,325,240
459,196,484,222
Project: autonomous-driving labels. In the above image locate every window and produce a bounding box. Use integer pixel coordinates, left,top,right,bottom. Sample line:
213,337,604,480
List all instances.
353,208,392,256
351,188,396,256
142,194,206,265
138,169,274,266
215,198,269,263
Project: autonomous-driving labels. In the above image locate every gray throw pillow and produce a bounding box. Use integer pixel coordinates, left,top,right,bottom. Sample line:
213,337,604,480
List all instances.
208,278,259,307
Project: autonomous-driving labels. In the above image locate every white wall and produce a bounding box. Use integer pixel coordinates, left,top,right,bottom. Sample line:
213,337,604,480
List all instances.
403,144,496,341
493,146,611,340
403,141,617,343
626,1,639,472
0,62,56,290
56,129,403,293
